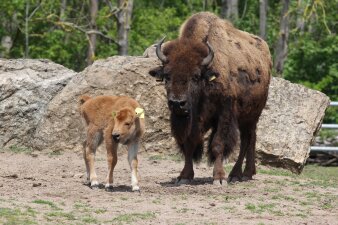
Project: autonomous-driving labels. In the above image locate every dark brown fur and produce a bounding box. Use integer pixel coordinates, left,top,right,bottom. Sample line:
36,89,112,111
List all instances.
149,12,271,184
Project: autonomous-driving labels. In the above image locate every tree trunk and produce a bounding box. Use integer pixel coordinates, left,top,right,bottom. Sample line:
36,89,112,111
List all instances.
117,0,134,56
296,0,305,33
224,0,238,21
274,0,289,76
86,0,98,65
221,0,227,18
60,0,67,22
25,0,29,58
259,0,268,40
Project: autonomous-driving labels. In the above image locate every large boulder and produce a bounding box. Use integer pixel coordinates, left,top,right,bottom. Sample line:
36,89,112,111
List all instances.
1,57,329,173
0,59,75,149
256,78,330,173
32,56,174,152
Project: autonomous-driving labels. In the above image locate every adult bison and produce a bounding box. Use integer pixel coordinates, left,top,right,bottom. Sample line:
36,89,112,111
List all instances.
149,12,272,184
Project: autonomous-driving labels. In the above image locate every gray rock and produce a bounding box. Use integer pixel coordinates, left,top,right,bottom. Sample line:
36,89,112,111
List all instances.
32,56,174,153
0,59,75,148
256,77,330,173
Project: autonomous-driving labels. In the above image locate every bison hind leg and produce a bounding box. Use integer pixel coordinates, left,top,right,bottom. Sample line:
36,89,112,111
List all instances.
207,129,216,164
192,142,203,163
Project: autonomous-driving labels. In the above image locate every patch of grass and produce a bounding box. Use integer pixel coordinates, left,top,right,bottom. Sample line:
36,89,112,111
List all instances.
94,208,107,214
148,153,182,162
8,145,33,154
152,199,161,204
82,216,98,223
300,165,338,188
45,211,76,220
32,199,60,210
0,207,37,224
112,212,155,224
177,208,190,213
258,167,295,177
73,201,91,213
48,150,63,157
245,203,280,215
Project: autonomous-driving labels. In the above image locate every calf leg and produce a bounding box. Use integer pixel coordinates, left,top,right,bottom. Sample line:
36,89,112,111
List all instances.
84,126,103,188
104,128,118,192
128,141,140,191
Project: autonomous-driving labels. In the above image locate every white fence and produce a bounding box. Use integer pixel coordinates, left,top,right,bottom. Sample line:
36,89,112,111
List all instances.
310,101,338,152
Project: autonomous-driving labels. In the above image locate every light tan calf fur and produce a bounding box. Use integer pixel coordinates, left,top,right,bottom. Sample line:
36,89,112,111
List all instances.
79,95,145,191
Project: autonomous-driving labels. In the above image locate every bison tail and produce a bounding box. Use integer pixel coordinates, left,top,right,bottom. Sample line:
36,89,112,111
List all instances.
79,95,91,105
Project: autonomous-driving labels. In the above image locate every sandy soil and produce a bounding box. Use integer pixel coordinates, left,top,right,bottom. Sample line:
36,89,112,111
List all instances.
0,149,337,225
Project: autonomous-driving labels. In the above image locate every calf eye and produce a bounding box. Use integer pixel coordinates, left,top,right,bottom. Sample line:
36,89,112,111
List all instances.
125,122,131,126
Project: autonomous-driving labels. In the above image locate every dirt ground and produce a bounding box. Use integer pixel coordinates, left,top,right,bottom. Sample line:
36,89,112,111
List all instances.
0,148,337,225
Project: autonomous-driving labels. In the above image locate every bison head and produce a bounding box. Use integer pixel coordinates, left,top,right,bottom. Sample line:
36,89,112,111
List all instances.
149,37,218,118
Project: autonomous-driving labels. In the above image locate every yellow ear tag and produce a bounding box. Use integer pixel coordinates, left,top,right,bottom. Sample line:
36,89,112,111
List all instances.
111,111,116,118
209,75,216,81
135,107,145,119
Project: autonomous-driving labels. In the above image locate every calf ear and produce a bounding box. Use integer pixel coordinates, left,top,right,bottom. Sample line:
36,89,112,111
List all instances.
149,66,164,82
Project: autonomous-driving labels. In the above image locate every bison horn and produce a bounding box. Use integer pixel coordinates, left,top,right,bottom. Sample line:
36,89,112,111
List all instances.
156,36,168,63
201,42,214,66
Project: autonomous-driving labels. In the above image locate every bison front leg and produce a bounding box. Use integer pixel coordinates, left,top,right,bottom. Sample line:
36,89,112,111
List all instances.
176,139,201,185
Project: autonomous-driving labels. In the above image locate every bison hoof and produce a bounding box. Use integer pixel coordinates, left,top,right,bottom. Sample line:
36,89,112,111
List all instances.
242,175,253,181
175,178,191,185
227,176,242,184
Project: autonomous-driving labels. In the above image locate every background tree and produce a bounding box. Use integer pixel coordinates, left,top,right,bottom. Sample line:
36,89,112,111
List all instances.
0,0,336,123
274,0,289,76
259,0,267,40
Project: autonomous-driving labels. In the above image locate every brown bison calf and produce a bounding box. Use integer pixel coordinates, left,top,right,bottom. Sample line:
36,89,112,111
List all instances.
79,95,145,191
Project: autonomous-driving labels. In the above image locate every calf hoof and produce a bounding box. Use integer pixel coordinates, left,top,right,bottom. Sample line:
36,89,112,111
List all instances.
90,181,100,189
227,176,242,184
213,179,225,185
132,186,140,192
105,184,114,192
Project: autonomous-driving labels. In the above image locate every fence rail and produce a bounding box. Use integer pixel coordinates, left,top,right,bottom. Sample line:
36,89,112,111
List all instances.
310,101,338,152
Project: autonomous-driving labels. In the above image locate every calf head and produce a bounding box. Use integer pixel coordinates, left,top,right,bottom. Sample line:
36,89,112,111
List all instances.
111,107,143,144
149,38,218,118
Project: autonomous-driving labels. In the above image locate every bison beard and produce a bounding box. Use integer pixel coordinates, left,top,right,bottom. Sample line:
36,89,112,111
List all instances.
149,12,271,184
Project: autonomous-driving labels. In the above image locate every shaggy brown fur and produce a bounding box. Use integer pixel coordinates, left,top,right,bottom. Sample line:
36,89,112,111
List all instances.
79,95,145,191
149,12,271,184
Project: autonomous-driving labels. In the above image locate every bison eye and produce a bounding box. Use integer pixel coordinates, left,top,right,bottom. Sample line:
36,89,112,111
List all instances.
125,122,131,126
163,73,171,82
192,74,200,82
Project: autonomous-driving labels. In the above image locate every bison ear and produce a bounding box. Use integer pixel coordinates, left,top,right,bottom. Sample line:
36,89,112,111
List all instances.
203,69,220,82
149,66,164,82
